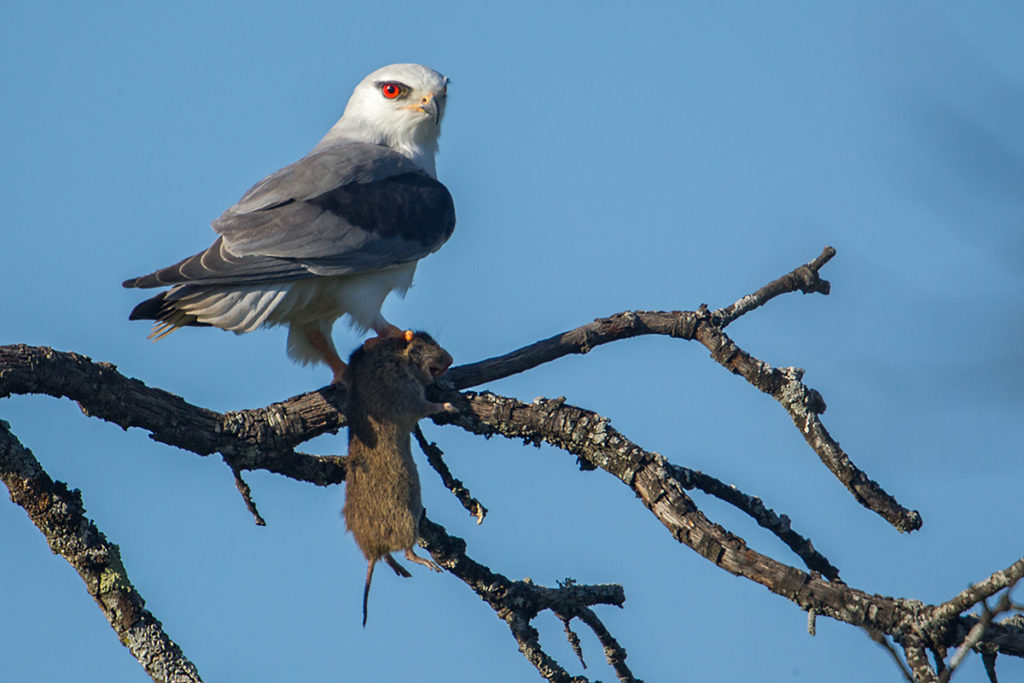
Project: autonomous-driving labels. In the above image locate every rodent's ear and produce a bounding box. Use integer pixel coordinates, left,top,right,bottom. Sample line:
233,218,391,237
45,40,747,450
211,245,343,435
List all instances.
403,330,414,343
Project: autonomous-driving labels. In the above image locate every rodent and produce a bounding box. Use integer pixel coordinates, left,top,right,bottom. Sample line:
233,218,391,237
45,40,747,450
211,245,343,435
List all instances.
341,330,456,626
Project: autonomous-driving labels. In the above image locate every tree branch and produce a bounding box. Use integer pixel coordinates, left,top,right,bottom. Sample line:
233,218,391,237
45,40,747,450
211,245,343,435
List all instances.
436,247,920,532
0,344,349,487
419,516,634,682
449,390,880,611
0,420,203,683
225,457,267,526
711,244,835,326
668,461,840,580
904,637,939,683
690,319,921,532
414,426,487,524
444,389,1024,661
866,629,916,683
444,246,835,389
929,560,1024,629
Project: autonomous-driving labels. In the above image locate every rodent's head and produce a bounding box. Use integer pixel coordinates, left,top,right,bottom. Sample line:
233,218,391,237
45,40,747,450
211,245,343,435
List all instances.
398,330,453,386
346,331,453,432
347,330,453,388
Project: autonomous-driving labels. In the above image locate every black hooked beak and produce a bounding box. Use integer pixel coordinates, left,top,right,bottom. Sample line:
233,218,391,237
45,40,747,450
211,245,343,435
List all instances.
418,93,441,125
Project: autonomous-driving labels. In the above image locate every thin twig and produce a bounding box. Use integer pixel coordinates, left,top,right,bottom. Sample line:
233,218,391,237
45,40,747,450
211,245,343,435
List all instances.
670,462,841,579
866,629,915,683
574,607,638,682
688,318,920,531
225,457,267,526
981,648,999,683
940,589,1017,683
929,563,1024,630
414,425,487,523
418,516,631,683
712,245,835,326
557,614,587,669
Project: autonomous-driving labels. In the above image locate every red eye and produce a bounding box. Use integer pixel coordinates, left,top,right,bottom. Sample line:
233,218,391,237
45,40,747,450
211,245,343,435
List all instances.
381,83,401,99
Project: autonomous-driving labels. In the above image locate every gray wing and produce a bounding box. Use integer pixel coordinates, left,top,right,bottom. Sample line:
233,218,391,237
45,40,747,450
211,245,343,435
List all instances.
123,142,455,289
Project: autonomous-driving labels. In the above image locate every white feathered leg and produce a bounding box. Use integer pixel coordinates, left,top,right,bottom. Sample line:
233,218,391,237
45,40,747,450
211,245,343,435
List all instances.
287,319,347,383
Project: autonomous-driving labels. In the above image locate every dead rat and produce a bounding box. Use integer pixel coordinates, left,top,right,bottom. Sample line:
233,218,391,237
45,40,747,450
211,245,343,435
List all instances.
341,329,456,626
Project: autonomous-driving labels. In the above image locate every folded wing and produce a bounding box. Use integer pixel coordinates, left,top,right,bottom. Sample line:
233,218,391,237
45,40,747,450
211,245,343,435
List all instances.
123,141,455,290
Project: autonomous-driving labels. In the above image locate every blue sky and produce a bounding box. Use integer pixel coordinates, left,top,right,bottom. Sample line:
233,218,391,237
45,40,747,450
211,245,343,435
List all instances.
2,2,1023,681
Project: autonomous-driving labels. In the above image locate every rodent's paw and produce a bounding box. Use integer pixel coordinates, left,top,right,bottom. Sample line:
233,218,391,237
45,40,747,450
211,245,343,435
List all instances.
442,402,458,414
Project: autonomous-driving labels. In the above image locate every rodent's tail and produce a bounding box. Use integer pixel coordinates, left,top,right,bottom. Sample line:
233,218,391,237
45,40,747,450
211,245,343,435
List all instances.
362,559,376,627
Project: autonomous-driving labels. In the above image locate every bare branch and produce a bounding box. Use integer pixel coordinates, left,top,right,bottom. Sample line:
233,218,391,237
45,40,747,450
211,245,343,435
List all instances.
414,425,487,523
1,346,1017,669
0,420,204,683
557,614,586,669
444,309,701,390
225,457,267,526
929,560,1024,628
573,606,637,683
669,462,841,580
688,319,920,531
447,389,1024,660
450,390,859,600
713,245,835,326
418,515,633,683
940,589,1018,683
0,344,349,487
435,247,919,532
904,637,940,683
444,246,836,389
866,629,916,683
982,648,999,683
932,645,949,676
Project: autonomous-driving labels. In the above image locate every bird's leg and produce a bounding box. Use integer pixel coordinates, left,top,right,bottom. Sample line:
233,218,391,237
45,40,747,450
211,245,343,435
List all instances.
372,319,404,339
404,547,442,572
360,320,406,352
303,328,347,384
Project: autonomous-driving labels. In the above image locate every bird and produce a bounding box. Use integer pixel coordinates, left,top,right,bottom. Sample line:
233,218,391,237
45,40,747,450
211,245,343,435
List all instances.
123,63,454,383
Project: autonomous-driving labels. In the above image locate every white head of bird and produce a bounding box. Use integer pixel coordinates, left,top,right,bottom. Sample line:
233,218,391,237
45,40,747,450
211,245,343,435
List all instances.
316,63,449,176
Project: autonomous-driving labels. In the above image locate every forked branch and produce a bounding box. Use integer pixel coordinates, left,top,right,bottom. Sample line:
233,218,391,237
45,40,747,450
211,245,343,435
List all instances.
419,516,635,683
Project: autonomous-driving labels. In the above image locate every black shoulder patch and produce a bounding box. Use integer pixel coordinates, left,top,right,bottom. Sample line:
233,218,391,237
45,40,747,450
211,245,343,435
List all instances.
306,173,455,246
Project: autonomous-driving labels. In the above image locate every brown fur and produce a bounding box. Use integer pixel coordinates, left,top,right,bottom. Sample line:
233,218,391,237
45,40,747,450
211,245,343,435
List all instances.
341,331,454,626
